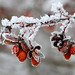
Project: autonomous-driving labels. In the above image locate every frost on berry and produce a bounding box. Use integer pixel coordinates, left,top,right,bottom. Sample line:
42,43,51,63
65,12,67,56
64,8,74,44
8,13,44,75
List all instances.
12,45,19,55
31,56,40,67
17,49,27,62
0,2,75,65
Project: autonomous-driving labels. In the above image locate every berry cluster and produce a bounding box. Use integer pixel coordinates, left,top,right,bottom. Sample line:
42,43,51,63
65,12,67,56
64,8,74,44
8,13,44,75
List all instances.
12,41,44,67
12,45,27,62
51,33,75,60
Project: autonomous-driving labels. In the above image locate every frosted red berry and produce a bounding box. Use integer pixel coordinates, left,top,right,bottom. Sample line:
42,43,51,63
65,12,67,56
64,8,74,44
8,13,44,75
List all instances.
17,49,27,62
12,45,19,55
64,52,71,60
70,46,75,54
31,56,40,66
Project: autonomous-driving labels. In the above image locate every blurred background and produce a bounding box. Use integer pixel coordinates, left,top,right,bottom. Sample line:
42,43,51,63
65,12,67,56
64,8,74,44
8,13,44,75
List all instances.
0,0,75,75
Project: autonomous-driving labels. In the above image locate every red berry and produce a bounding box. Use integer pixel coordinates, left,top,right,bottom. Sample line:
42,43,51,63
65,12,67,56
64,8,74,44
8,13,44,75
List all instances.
17,49,27,62
64,52,71,60
12,45,19,55
31,56,40,66
70,46,75,54
58,47,60,51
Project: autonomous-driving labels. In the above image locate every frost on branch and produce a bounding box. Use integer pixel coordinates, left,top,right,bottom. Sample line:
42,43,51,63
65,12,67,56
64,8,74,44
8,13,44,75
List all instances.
50,2,75,60
1,2,75,66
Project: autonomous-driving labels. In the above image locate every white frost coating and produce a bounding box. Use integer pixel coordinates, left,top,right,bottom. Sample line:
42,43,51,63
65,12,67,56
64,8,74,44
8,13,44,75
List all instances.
35,49,45,59
63,36,71,40
50,13,61,20
70,18,75,23
57,40,62,46
12,24,20,28
1,2,75,49
32,52,40,63
72,13,75,17
60,20,69,31
1,16,40,28
17,16,40,23
30,41,42,49
51,2,63,13
28,25,40,41
1,19,10,26
40,14,50,23
19,23,41,41
2,33,18,42
10,16,18,23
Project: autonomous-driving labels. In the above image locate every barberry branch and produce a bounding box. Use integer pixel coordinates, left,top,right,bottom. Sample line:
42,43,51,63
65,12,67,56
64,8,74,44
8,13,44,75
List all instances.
0,2,75,66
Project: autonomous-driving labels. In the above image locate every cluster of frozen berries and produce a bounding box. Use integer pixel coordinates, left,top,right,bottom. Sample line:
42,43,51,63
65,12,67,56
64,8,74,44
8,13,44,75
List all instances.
51,33,75,60
12,45,41,66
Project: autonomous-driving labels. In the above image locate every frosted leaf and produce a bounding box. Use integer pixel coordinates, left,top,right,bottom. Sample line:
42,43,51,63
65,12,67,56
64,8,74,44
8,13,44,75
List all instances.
2,33,18,42
50,36,55,48
32,51,40,62
35,49,45,58
30,41,42,49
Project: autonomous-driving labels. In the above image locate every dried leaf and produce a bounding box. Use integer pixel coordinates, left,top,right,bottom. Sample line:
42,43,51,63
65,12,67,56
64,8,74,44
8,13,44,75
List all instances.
21,40,29,53
2,33,18,42
4,40,18,45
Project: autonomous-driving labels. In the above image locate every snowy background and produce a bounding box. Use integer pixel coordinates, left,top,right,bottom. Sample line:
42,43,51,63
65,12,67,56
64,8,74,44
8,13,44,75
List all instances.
0,0,75,75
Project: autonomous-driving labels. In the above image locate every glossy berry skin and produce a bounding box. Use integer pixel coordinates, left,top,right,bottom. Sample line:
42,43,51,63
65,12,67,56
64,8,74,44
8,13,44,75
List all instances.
31,57,40,66
17,49,27,62
70,46,75,54
12,45,19,55
64,52,71,60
